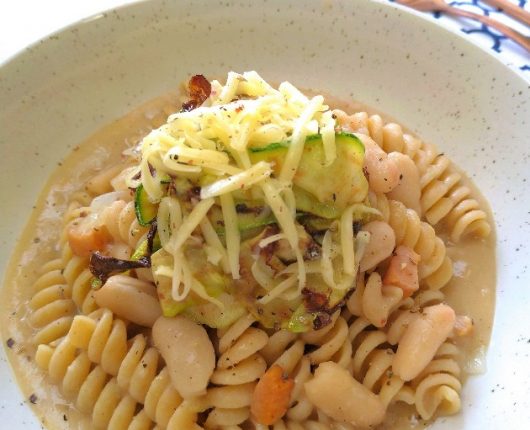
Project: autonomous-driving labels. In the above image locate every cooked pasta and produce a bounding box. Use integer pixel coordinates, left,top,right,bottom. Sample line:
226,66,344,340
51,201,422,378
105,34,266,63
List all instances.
387,199,453,290
338,111,491,243
1,72,496,430
412,341,462,420
36,309,187,429
28,257,75,346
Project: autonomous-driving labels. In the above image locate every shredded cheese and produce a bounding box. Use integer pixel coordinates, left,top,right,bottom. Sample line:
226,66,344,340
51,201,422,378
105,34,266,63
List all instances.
157,197,182,249
220,192,240,279
166,144,229,165
354,231,371,274
130,71,366,309
258,274,298,305
340,205,356,276
214,71,242,105
260,181,306,289
200,161,272,199
321,230,336,288
200,218,230,274
279,96,325,184
251,259,275,289
171,250,187,301
168,198,214,253
321,111,336,166
258,233,286,249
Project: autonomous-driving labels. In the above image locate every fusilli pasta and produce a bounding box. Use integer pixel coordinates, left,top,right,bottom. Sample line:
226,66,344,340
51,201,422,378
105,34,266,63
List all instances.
35,309,190,429
7,73,495,430
344,112,491,243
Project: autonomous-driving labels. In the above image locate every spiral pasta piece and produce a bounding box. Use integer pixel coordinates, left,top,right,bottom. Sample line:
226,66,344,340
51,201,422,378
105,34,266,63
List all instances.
202,314,268,429
85,164,131,196
34,309,194,430
100,200,148,251
380,292,461,420
61,245,99,315
415,143,490,242
344,314,414,410
262,330,312,423
29,193,97,346
59,193,94,245
301,313,351,368
388,199,453,290
347,272,403,328
414,289,446,309
257,320,356,429
349,113,490,242
367,190,391,223
410,342,462,420
28,257,75,346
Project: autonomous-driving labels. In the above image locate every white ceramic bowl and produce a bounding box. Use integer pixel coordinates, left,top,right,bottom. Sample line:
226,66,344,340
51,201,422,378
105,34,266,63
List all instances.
1,0,529,428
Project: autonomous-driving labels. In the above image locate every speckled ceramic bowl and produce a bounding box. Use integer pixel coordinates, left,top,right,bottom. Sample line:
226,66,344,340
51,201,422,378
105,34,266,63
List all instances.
1,0,529,428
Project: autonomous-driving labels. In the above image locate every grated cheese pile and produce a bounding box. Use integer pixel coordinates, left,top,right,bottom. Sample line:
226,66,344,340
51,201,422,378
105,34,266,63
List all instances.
126,71,369,308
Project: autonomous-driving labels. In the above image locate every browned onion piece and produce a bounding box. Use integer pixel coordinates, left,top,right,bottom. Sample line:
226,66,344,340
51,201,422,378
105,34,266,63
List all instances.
89,252,150,283
182,74,211,111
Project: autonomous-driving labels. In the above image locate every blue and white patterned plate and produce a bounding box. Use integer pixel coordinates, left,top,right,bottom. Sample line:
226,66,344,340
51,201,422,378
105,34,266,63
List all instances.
389,0,530,77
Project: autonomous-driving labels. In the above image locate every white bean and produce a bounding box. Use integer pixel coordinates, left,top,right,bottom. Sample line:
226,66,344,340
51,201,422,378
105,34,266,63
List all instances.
304,361,385,427
359,221,396,272
393,304,456,381
94,275,161,327
153,316,215,398
387,152,422,215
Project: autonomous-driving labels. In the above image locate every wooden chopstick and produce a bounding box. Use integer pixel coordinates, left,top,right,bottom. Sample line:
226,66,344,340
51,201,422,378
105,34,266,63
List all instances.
395,0,530,52
481,0,530,28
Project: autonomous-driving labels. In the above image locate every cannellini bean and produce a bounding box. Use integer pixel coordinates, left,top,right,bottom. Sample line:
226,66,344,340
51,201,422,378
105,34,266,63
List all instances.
94,275,161,327
304,361,385,427
387,152,422,215
153,316,215,398
393,304,456,381
356,133,400,193
360,221,396,272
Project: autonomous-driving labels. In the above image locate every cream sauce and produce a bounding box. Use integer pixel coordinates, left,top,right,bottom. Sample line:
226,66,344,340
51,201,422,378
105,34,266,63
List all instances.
0,89,496,430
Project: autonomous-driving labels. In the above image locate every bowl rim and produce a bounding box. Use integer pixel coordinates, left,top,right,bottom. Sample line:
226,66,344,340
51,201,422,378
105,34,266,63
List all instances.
0,0,528,429
2,0,527,85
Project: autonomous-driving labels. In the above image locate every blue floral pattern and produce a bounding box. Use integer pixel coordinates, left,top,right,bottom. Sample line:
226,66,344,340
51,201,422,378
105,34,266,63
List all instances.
389,0,530,77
